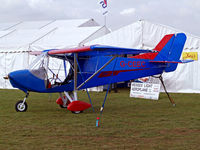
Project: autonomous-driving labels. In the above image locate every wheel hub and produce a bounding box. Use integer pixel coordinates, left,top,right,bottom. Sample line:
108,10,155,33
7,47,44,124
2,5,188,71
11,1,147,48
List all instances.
17,103,25,111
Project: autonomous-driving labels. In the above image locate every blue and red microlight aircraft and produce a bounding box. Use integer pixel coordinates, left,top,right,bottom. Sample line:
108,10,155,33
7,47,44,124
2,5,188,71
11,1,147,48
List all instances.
4,33,192,114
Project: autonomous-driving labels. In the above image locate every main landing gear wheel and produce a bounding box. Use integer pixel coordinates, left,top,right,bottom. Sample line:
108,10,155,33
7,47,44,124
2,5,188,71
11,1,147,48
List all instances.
71,111,83,114
15,100,28,112
59,104,67,108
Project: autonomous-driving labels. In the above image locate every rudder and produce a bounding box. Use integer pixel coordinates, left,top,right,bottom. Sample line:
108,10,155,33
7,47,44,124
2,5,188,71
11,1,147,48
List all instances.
164,33,187,72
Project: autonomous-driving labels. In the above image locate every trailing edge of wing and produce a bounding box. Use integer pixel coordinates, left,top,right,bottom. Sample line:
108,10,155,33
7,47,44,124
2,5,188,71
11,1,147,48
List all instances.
47,45,155,57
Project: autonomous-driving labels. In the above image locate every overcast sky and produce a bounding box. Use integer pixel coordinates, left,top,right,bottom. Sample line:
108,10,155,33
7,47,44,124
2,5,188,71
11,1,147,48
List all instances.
0,0,199,36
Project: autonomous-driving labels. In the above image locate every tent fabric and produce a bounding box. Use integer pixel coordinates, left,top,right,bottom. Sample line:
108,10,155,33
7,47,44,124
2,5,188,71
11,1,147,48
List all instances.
0,52,29,88
0,19,107,53
142,21,200,51
0,19,99,30
31,26,109,51
0,19,109,89
7,21,51,30
0,29,52,52
87,20,200,93
0,22,21,30
0,30,15,38
43,19,99,29
87,21,143,49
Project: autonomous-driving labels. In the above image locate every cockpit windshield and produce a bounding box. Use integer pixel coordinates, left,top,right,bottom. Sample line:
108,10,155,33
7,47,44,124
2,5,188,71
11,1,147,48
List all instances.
29,53,49,80
29,52,72,88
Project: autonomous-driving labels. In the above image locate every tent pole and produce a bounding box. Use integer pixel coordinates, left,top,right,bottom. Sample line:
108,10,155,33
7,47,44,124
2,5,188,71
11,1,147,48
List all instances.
0,29,16,39
4,21,22,30
29,27,58,46
141,20,144,49
104,15,107,27
79,26,108,46
40,20,56,29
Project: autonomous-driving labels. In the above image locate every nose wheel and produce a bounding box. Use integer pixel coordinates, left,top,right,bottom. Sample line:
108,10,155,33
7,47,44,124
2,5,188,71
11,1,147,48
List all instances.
15,92,29,112
15,100,28,112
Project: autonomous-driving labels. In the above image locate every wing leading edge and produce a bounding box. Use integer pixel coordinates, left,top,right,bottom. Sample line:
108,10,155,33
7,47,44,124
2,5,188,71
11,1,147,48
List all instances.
47,45,155,57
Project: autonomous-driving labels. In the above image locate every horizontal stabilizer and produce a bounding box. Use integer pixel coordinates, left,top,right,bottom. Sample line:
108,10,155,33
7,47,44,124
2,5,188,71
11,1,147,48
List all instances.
150,59,193,64
179,60,194,63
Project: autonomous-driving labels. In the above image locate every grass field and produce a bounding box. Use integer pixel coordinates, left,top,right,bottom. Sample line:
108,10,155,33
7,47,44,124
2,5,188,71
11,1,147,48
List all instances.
0,89,200,150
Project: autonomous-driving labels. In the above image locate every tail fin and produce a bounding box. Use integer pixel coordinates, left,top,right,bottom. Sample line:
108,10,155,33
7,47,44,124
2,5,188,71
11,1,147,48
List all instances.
131,34,175,60
154,34,175,52
153,33,187,72
131,33,187,72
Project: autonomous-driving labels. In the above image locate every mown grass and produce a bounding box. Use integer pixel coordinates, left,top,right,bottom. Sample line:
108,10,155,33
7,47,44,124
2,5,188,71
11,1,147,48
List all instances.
0,89,200,150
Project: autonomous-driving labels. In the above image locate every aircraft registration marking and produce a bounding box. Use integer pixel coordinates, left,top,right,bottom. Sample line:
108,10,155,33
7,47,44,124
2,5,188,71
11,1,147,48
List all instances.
120,61,146,68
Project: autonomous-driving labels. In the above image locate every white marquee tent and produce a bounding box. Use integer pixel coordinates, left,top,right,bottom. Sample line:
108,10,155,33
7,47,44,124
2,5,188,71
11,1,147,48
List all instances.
87,20,200,93
0,19,110,89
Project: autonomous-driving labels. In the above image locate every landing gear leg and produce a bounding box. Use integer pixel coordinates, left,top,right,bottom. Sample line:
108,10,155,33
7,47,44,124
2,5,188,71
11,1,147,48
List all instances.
158,75,176,106
58,93,68,108
15,92,29,112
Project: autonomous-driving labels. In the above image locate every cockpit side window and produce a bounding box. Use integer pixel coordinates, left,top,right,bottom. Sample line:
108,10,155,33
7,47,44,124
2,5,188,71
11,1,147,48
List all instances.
29,53,49,80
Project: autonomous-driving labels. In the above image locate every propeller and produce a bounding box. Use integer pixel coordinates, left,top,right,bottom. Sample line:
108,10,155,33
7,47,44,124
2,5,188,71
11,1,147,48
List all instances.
3,75,9,80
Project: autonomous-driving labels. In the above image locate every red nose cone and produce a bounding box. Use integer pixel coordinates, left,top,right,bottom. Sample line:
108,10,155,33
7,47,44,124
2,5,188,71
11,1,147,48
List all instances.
67,101,91,111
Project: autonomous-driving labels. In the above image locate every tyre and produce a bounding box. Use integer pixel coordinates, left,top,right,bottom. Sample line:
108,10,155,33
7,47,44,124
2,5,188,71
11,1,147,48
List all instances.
71,111,83,114
59,104,67,108
15,100,28,112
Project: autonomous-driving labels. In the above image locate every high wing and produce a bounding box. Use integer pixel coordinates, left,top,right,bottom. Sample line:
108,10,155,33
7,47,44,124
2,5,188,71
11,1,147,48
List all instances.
47,45,155,57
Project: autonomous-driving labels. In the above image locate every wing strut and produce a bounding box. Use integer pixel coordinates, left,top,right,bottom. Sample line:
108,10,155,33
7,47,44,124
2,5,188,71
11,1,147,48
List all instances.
74,53,78,100
77,56,117,90
96,57,118,127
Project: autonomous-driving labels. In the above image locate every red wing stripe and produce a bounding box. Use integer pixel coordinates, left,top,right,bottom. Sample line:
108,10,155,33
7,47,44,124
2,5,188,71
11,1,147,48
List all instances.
48,46,91,55
98,68,149,78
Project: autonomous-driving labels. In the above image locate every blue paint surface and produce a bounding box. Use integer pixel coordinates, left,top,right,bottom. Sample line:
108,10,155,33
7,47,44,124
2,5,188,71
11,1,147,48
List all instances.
8,33,187,93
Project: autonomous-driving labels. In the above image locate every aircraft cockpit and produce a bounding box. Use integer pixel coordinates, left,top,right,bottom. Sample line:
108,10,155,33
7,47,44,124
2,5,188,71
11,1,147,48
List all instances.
29,52,72,89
